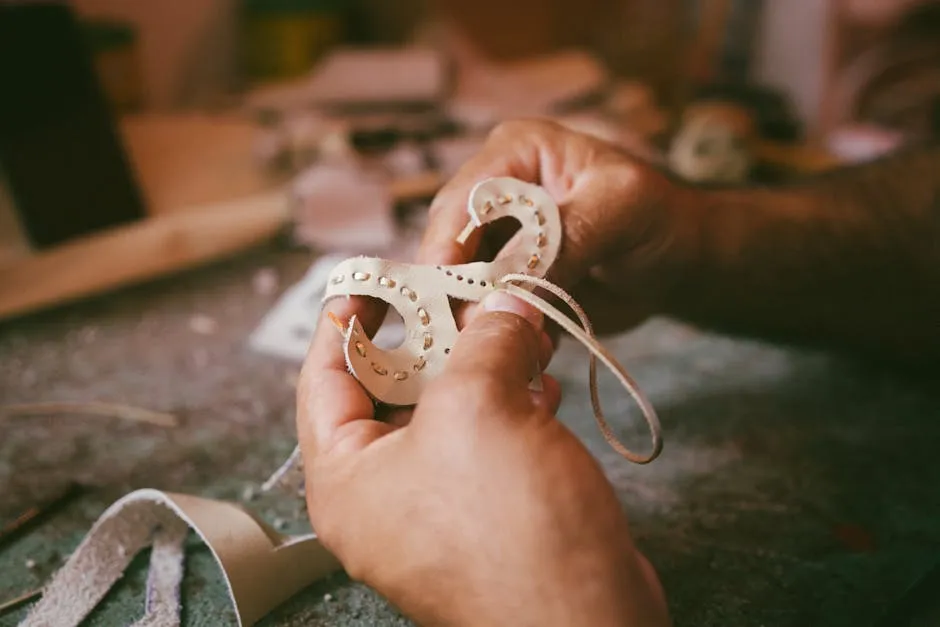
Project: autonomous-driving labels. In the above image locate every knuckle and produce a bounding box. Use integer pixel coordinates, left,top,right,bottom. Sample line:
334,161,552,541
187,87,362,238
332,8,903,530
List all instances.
488,119,525,141
430,119,562,223
487,310,539,342
459,312,540,359
427,181,460,219
429,370,493,411
563,211,595,254
296,365,327,410
555,221,594,280
306,485,368,580
465,312,540,360
488,118,550,143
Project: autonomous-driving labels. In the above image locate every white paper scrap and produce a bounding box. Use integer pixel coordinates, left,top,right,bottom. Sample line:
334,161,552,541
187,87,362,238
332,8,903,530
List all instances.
249,255,404,362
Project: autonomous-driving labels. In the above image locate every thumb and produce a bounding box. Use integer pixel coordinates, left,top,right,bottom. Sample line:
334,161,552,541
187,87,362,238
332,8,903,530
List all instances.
442,291,544,404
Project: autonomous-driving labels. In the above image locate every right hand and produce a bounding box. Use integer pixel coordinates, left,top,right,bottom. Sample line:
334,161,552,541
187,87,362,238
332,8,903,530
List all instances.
418,119,700,334
298,290,671,627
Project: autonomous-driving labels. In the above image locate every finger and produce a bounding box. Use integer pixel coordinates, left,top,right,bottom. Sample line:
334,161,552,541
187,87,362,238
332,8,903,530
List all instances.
539,329,555,371
451,300,478,331
463,304,552,369
545,321,562,357
417,121,544,265
297,297,388,460
305,295,390,372
442,291,543,404
530,374,562,414
376,405,413,428
569,278,652,335
546,161,649,290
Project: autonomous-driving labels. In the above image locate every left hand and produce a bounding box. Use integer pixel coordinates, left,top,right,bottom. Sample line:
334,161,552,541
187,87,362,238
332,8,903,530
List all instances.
416,119,696,335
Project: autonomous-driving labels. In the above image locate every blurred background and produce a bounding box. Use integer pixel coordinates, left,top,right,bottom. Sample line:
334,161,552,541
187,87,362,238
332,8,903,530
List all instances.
3,0,940,316
4,3,940,626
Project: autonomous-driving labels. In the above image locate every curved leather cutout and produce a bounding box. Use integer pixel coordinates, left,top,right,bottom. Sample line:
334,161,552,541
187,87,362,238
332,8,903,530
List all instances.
322,177,563,406
263,175,662,495
315,176,663,464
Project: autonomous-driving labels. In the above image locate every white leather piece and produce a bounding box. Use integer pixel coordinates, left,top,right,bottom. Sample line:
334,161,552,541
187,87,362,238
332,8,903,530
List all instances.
323,177,563,406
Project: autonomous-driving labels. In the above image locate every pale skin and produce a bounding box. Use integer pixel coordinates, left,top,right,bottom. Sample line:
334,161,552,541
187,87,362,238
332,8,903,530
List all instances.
298,120,940,626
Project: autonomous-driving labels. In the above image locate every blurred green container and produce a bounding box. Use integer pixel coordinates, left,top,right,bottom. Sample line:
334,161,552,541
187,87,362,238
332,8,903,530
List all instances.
241,0,345,81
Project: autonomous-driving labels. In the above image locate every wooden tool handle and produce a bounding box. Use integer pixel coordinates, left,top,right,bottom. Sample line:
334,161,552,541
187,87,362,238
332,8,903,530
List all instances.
0,191,289,320
0,170,445,321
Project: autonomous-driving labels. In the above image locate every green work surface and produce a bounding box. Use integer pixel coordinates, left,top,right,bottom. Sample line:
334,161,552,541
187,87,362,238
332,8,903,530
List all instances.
2,245,939,626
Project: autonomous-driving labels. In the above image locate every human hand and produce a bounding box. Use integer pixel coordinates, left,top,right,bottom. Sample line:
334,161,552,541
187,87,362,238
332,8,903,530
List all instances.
297,292,670,627
419,119,698,334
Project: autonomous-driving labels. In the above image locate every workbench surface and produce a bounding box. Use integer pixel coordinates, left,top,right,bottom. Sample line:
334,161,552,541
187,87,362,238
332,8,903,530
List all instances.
2,245,939,627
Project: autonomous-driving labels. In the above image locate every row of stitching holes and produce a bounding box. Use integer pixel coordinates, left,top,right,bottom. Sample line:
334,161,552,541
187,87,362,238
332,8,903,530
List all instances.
342,271,420,304
450,193,546,278
345,271,428,328
346,272,431,336
345,271,438,379
435,266,485,287
354,340,425,380
481,193,533,212
371,361,410,380
479,192,537,216
480,192,527,211
500,192,538,213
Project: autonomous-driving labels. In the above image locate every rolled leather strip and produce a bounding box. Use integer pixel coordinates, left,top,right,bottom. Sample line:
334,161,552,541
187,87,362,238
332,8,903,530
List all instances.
130,523,187,627
20,490,341,627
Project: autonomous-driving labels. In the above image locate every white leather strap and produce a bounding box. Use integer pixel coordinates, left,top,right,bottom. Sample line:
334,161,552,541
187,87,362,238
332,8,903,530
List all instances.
499,274,662,463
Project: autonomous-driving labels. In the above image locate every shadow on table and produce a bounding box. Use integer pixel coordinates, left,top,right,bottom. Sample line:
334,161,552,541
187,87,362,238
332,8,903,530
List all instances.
623,353,940,627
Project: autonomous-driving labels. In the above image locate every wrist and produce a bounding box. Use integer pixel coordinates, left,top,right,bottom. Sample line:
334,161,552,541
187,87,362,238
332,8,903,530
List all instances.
657,181,710,319
448,553,669,627
658,183,823,325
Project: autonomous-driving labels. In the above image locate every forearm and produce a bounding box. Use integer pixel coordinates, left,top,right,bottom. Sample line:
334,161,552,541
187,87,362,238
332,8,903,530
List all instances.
665,144,940,366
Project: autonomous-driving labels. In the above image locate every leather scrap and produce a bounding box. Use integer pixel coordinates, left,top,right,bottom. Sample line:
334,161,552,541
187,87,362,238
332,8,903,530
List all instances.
20,489,340,627
130,523,187,627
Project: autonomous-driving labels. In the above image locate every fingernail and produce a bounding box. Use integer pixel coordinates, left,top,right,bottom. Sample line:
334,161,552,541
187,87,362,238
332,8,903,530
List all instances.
482,291,543,329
